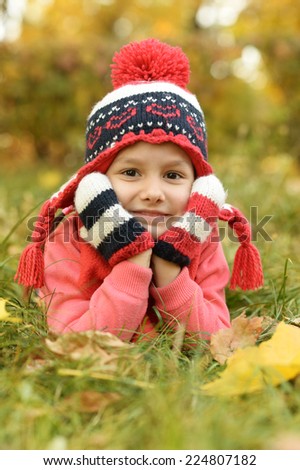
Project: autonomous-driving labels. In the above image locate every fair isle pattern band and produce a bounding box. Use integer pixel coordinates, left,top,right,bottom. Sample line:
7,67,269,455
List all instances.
88,82,203,116
85,84,207,165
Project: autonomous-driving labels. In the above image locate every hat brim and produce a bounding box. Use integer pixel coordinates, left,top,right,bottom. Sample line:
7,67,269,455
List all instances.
55,129,212,211
83,129,212,175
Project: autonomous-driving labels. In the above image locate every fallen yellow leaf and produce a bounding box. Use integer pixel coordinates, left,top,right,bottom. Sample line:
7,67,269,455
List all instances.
0,298,9,321
202,322,300,396
0,298,22,323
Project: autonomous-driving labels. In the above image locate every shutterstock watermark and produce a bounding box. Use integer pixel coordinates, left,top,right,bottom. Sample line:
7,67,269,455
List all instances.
25,206,273,245
218,206,273,243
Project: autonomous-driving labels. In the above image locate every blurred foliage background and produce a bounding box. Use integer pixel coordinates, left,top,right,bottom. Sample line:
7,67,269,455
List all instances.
1,1,300,452
1,0,300,173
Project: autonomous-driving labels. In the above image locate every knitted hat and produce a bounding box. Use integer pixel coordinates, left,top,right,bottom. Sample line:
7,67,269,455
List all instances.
15,38,263,291
84,38,212,177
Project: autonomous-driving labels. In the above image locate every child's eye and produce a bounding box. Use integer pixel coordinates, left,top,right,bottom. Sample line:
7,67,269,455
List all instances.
122,169,139,177
165,172,182,180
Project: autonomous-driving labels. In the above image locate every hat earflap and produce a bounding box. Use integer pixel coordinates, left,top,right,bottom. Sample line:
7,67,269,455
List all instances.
219,204,264,290
14,173,80,289
14,199,57,288
14,150,121,289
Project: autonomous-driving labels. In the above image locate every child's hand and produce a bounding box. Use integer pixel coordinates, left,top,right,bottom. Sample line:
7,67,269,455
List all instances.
74,172,154,266
128,249,152,268
152,175,226,267
151,254,181,287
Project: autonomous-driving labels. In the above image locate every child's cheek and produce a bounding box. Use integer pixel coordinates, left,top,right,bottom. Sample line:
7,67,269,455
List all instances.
106,177,128,208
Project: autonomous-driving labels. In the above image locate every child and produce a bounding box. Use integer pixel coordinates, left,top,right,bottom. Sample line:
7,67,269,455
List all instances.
15,39,263,342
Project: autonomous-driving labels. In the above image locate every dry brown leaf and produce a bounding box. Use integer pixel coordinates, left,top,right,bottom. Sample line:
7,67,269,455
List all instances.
202,322,300,396
62,391,120,413
269,432,300,450
24,358,49,374
45,330,134,372
290,317,300,328
210,313,264,365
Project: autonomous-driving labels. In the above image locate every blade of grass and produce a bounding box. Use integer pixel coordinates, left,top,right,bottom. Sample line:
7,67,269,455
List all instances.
1,200,45,247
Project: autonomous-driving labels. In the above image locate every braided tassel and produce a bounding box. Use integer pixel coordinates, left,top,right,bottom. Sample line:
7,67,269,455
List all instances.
14,200,56,288
14,242,45,288
219,204,263,291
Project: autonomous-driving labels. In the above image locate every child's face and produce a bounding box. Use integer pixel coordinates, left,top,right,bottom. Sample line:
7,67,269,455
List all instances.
106,141,195,239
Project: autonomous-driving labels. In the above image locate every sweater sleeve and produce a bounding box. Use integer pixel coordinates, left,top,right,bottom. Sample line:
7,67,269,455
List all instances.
149,239,231,340
39,221,153,341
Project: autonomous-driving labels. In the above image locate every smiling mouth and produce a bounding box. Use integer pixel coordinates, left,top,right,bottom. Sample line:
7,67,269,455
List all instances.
131,212,169,225
132,211,168,218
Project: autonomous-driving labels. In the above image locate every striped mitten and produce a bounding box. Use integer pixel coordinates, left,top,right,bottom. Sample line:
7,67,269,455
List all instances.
74,172,154,266
153,175,226,267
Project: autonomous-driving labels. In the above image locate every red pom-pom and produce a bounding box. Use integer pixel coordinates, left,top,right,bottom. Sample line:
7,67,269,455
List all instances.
111,38,190,89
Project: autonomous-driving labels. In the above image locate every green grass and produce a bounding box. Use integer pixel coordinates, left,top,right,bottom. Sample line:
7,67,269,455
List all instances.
0,153,300,450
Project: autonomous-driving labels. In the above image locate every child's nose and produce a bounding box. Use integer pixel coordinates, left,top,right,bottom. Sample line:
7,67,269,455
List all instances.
139,179,165,203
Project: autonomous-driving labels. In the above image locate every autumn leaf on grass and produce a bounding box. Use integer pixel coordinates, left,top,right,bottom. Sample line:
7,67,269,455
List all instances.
202,322,300,396
0,298,22,323
210,313,264,365
268,432,300,450
24,358,52,375
62,390,120,413
45,330,135,372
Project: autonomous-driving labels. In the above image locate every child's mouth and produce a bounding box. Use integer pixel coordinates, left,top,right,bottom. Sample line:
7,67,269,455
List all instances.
131,211,169,224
